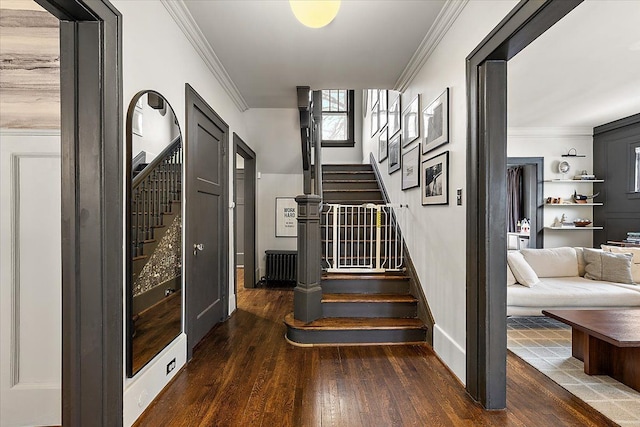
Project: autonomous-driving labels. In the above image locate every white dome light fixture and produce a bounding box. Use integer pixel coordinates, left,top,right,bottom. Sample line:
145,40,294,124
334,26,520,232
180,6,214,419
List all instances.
289,0,341,29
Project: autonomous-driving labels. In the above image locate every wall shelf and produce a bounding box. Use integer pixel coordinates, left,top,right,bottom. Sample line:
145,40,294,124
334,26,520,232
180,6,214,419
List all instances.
544,179,604,183
545,226,603,230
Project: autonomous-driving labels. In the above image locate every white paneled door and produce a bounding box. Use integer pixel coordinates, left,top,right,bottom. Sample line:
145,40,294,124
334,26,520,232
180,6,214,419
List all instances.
0,131,61,426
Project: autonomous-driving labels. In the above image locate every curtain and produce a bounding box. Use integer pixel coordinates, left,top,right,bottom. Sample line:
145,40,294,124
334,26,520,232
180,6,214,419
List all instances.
507,166,523,232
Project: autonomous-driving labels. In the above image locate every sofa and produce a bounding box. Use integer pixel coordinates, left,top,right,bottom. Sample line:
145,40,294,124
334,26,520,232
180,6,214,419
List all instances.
506,246,640,316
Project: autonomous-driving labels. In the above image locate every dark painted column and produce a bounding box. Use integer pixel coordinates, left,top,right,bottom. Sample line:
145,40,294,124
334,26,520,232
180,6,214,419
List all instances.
294,194,322,322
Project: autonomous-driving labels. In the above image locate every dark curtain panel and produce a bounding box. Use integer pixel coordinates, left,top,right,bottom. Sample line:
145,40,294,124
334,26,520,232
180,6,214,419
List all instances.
507,166,523,232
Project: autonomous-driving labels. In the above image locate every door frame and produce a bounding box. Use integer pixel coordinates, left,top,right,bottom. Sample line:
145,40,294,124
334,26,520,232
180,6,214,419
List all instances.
185,84,230,360
465,0,582,409
233,133,257,289
34,0,123,424
507,156,544,248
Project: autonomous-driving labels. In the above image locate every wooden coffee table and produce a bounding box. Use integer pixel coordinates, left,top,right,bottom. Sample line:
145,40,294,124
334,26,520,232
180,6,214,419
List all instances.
542,309,640,392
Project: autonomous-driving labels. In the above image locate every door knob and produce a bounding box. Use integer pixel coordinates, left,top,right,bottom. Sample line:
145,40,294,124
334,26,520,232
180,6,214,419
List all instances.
193,243,204,256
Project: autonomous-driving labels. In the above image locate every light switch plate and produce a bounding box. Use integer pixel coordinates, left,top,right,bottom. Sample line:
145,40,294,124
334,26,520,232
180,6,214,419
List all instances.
456,188,462,205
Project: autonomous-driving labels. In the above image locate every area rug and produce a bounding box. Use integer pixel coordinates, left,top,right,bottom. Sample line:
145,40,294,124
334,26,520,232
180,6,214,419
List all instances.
507,316,640,427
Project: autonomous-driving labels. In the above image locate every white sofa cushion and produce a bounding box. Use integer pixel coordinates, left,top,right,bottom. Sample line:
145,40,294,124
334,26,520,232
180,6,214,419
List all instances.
507,277,640,309
602,245,640,284
507,251,540,287
584,248,634,284
520,247,578,278
574,247,586,277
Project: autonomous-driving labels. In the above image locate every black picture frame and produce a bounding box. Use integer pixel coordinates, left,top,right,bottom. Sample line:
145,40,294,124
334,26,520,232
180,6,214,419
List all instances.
388,133,401,174
370,89,379,110
378,89,388,130
422,151,449,205
378,126,388,162
422,88,449,154
401,143,420,190
388,91,401,138
371,98,379,137
402,94,420,147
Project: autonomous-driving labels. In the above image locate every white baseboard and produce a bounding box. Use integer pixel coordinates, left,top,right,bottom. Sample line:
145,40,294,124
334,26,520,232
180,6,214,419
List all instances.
433,324,466,385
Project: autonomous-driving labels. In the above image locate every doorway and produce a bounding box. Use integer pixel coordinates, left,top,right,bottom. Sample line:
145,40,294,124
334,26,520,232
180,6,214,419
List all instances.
465,0,583,410
185,84,229,360
233,133,257,289
507,157,544,249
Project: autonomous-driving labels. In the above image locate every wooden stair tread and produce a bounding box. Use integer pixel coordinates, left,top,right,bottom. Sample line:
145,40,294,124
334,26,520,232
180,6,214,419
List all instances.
284,313,424,330
323,179,378,183
322,273,407,280
133,255,148,261
322,294,416,303
323,189,380,193
323,171,374,174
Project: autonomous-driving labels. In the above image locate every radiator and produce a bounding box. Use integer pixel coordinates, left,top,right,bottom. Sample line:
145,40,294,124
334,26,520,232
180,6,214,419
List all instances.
265,250,297,287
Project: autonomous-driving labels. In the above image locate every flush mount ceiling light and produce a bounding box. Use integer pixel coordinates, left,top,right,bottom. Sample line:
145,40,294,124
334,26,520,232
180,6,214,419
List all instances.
289,0,341,29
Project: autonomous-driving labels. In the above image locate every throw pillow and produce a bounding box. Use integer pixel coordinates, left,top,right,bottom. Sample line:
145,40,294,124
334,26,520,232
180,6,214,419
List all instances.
507,263,518,286
521,247,579,278
574,247,586,277
507,251,540,287
601,245,640,284
583,248,634,284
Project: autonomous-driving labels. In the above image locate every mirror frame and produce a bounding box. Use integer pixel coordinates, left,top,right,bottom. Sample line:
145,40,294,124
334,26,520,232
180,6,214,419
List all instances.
125,90,183,377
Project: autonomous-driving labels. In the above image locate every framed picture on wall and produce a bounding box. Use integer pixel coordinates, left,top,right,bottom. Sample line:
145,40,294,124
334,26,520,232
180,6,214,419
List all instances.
378,90,388,129
402,95,420,147
371,100,379,137
388,91,401,138
422,88,449,154
388,133,401,174
370,89,379,111
422,151,449,205
132,108,143,137
275,197,297,237
378,126,388,162
401,144,420,190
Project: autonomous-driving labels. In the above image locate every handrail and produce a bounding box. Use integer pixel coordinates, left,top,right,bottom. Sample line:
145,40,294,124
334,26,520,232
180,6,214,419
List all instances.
133,135,181,188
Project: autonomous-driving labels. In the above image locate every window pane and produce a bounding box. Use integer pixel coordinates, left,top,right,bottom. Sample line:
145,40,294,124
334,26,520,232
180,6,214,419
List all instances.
322,113,347,140
338,90,346,111
322,91,330,111
322,89,347,112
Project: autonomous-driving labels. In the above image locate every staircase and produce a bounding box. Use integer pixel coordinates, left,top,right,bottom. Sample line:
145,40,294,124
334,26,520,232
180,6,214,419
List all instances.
285,164,428,346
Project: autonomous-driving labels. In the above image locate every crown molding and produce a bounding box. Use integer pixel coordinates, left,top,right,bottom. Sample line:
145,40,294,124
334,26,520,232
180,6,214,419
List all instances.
507,127,593,137
394,0,468,93
161,0,249,112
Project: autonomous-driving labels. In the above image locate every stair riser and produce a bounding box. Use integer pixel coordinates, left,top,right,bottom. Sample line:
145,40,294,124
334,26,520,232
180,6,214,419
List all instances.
286,327,426,345
323,165,373,172
322,302,417,318
321,280,409,294
323,191,383,202
323,181,379,190
322,172,376,181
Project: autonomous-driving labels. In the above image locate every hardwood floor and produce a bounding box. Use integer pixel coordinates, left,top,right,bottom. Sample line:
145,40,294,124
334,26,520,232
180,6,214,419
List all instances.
134,276,614,427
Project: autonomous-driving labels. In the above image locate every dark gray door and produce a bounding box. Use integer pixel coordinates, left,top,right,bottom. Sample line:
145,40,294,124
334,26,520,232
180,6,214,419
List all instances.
236,169,245,265
186,86,228,358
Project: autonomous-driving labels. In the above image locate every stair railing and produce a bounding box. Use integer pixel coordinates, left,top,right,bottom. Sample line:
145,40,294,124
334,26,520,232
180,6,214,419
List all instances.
131,136,182,258
323,203,405,273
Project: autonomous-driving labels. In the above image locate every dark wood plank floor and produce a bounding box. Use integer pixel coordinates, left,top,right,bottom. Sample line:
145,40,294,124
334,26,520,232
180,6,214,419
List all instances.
134,269,614,427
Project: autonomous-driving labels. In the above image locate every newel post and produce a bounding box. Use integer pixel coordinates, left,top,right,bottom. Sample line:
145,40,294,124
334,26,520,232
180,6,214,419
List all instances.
294,194,323,322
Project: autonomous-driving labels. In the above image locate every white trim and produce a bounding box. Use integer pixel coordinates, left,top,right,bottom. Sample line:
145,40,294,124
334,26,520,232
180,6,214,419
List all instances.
394,0,469,93
160,0,249,112
0,129,61,137
507,127,593,137
433,324,466,385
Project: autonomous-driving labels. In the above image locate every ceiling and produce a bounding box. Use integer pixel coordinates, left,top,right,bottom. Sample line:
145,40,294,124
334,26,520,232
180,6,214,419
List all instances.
184,0,446,108
508,0,640,129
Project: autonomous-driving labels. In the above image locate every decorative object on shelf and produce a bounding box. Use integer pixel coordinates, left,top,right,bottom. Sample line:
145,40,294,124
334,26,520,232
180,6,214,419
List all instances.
388,132,401,174
401,144,420,190
422,151,448,205
573,170,597,180
402,95,420,147
275,197,297,237
378,126,388,162
520,218,530,235
546,197,563,204
561,147,586,158
558,160,570,178
422,88,449,154
388,91,401,138
573,191,600,204
573,219,592,227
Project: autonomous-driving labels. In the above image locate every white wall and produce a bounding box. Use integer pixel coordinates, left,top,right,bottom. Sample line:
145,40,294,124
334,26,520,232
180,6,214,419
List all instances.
113,1,249,425
507,128,595,249
361,0,518,383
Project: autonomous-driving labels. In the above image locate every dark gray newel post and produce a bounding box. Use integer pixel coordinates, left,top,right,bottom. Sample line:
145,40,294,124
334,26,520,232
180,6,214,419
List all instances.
294,194,323,322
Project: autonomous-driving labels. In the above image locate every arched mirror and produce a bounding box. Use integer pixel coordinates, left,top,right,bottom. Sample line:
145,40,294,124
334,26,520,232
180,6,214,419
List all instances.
126,91,182,377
